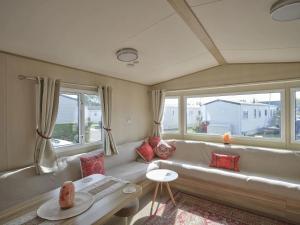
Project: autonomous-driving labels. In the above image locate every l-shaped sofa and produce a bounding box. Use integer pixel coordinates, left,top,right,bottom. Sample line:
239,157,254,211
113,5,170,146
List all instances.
0,140,299,224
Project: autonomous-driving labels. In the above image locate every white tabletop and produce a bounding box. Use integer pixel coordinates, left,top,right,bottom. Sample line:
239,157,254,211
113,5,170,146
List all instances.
146,169,178,182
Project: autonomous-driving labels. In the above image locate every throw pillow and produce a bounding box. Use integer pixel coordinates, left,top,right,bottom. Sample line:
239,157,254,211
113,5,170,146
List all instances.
80,153,105,177
136,142,155,162
154,140,176,160
209,152,240,171
148,136,161,148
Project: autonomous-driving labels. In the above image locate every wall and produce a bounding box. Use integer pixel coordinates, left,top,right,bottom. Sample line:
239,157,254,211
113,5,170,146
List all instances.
152,63,300,91
0,52,152,172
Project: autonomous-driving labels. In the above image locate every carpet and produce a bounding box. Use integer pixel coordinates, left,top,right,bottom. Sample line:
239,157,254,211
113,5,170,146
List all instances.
133,192,291,225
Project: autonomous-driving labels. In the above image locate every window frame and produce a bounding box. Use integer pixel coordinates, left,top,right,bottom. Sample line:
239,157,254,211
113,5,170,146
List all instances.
162,96,181,134
183,89,285,143
290,88,300,144
52,87,103,153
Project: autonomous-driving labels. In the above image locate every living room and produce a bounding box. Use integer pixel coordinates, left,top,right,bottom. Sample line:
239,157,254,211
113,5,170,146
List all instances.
0,0,300,225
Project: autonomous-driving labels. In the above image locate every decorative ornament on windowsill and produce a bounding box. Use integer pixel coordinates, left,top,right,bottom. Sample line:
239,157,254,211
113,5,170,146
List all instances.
223,133,231,145
59,181,75,209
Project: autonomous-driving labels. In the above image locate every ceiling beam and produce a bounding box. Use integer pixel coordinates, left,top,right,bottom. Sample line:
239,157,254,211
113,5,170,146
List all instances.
168,0,226,65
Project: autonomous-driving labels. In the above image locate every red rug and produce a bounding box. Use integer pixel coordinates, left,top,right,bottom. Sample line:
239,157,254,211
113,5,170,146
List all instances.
137,192,291,225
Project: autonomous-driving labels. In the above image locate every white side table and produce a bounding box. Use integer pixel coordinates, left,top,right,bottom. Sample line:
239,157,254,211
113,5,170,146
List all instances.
146,169,178,215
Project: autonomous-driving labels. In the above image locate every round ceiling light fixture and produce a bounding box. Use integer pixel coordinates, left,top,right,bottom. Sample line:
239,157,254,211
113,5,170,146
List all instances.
116,48,138,62
271,0,300,21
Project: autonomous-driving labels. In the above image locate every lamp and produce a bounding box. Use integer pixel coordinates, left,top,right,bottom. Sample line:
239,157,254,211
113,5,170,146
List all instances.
271,0,300,21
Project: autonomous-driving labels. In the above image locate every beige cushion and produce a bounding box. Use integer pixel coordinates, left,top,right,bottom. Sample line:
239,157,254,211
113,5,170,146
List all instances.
172,140,300,181
106,162,159,183
159,159,300,201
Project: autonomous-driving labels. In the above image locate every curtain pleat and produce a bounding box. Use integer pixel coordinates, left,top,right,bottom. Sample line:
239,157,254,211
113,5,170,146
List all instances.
98,86,118,156
34,77,60,174
152,90,165,137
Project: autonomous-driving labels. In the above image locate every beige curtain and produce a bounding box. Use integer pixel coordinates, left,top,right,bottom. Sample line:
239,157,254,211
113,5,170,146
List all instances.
152,90,165,137
34,77,60,174
98,86,118,156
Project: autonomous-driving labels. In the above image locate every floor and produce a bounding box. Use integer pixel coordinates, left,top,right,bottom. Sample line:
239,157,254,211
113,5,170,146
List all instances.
104,188,169,225
104,188,292,225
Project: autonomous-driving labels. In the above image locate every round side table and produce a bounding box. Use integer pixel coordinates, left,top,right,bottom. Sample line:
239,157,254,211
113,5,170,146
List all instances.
146,169,178,215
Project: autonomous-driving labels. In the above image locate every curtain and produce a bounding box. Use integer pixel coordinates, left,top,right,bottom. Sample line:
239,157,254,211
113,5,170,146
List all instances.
34,77,60,174
98,86,118,156
152,90,166,137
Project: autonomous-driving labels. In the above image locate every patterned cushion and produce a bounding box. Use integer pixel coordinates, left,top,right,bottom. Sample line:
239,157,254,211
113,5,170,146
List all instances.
80,153,105,177
136,142,155,162
209,152,240,171
148,136,161,148
154,140,176,159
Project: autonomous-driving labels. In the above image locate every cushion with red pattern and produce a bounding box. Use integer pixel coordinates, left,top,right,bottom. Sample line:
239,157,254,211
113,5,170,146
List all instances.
148,136,161,148
154,140,176,160
136,142,155,162
209,152,240,171
80,153,105,177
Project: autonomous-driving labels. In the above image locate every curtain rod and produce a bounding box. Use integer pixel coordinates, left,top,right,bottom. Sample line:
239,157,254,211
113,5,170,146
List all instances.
18,75,98,89
164,77,300,93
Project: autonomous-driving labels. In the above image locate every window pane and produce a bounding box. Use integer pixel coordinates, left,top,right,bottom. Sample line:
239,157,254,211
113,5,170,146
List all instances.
84,94,102,143
162,98,179,133
186,92,281,138
295,91,300,140
52,94,80,148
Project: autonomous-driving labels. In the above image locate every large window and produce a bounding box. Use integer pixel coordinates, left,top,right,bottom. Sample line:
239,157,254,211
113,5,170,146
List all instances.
162,97,179,133
185,91,282,139
51,90,102,148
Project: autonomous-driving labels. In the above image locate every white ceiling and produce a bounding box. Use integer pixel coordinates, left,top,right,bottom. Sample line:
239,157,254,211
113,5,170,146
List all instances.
0,0,299,85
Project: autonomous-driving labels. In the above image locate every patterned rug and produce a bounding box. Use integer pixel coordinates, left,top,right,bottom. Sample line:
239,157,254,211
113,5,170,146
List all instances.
133,192,291,225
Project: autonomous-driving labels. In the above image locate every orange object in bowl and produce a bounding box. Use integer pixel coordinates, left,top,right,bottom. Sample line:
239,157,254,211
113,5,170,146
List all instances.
59,181,75,209
223,133,231,144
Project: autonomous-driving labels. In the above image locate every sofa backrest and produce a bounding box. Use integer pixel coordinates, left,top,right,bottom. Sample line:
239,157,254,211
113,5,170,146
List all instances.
171,140,300,181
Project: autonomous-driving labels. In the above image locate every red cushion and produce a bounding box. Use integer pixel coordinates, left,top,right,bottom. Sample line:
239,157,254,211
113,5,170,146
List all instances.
209,152,240,171
136,142,155,162
80,153,105,177
148,136,161,148
154,140,176,160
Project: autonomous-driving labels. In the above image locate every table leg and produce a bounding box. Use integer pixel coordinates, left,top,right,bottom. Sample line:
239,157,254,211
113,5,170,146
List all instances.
150,182,160,215
166,182,176,206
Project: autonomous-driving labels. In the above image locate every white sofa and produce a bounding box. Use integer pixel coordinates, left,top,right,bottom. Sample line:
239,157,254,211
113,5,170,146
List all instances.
157,140,300,224
1,139,300,223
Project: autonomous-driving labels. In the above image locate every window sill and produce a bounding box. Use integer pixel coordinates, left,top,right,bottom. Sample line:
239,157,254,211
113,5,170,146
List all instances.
55,142,103,158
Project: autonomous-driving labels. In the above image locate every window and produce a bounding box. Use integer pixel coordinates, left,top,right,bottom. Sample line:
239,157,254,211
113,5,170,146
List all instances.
292,90,300,141
162,97,179,133
51,90,102,148
243,110,248,119
186,91,282,139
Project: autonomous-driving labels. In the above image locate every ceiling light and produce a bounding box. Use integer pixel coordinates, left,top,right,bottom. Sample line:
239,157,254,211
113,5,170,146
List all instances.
116,48,138,62
271,0,300,21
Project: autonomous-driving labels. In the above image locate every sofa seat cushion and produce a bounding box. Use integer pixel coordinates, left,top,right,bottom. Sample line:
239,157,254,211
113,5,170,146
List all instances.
106,162,159,183
158,159,300,201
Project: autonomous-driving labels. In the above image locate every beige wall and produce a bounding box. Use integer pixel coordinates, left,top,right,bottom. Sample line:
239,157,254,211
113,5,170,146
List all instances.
0,52,152,172
152,63,300,90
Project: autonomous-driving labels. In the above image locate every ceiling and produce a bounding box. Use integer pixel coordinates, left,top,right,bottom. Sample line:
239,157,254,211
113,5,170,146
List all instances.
0,0,299,85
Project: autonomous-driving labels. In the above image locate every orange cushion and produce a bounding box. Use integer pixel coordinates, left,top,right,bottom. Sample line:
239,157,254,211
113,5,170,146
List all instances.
148,136,161,148
209,152,240,171
136,142,155,162
80,153,105,177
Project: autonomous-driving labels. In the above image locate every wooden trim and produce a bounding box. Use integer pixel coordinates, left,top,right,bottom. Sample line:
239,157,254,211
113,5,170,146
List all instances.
167,0,226,65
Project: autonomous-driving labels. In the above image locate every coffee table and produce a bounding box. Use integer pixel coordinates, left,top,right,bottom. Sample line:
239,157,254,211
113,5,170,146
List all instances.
146,169,178,215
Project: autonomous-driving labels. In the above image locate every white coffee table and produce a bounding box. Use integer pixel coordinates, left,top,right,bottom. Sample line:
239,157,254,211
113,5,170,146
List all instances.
146,169,178,215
